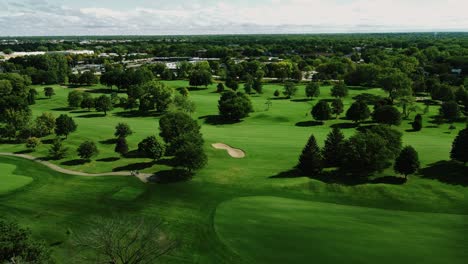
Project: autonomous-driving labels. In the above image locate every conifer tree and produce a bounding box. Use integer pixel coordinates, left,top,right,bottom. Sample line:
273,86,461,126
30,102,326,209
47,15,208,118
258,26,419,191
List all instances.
323,127,345,167
297,134,323,175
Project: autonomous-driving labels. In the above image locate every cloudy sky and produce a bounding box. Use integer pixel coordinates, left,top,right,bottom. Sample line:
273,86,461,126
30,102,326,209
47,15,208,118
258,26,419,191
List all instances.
0,0,467,36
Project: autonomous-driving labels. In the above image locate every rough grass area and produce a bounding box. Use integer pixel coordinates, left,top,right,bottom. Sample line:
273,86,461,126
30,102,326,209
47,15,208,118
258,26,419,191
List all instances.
215,196,468,264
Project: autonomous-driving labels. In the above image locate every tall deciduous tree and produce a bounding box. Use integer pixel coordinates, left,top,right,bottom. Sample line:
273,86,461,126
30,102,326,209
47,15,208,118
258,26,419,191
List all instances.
311,101,332,122
55,114,77,138
138,136,165,161
114,123,133,138
394,146,420,179
372,105,402,126
346,101,370,123
305,82,320,98
331,98,344,118
331,81,348,98
77,140,99,161
218,90,253,121
95,95,113,115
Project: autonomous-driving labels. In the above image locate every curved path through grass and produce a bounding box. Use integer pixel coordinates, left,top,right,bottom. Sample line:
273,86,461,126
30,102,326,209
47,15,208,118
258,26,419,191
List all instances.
0,152,151,182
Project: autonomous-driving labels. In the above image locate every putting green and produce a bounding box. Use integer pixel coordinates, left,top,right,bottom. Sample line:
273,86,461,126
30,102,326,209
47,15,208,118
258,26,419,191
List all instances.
0,163,34,195
215,196,468,264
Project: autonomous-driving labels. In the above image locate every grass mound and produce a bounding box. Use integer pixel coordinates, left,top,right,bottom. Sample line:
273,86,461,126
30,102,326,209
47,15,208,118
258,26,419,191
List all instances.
215,196,468,264
0,163,34,195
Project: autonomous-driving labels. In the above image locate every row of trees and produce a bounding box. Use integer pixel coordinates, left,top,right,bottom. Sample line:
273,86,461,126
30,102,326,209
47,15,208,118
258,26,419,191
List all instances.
298,126,420,178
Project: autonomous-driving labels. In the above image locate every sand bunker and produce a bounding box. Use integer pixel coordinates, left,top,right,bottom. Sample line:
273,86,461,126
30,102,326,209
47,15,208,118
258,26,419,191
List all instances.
212,143,246,158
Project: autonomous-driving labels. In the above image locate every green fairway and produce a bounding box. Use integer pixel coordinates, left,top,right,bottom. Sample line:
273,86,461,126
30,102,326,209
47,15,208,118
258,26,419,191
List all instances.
0,80,467,263
0,163,33,195
215,196,468,264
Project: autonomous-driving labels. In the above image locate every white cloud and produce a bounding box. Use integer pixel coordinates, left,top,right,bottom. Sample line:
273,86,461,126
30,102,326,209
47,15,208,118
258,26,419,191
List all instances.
0,0,467,36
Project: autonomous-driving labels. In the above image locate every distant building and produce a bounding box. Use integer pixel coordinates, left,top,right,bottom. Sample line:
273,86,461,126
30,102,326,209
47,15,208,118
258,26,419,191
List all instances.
451,69,462,75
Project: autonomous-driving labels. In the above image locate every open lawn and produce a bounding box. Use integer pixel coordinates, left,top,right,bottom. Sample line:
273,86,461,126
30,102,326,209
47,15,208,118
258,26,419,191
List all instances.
0,163,33,195
215,196,468,264
0,80,467,263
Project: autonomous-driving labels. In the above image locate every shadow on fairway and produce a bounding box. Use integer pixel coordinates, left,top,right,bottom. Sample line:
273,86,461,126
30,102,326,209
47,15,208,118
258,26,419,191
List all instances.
70,110,91,114
99,138,117,145
331,123,358,129
112,162,154,172
419,160,468,186
97,157,120,162
147,169,192,184
199,115,239,125
113,110,162,118
295,121,323,127
77,113,106,118
51,107,75,111
291,98,313,102
61,159,87,166
14,150,33,154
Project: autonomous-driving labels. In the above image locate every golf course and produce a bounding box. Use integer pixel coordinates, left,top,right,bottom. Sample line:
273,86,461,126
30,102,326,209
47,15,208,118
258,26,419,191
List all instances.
1,80,467,263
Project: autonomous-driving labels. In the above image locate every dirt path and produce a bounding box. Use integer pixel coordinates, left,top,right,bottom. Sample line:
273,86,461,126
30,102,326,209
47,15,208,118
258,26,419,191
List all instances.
211,143,246,158
0,153,151,183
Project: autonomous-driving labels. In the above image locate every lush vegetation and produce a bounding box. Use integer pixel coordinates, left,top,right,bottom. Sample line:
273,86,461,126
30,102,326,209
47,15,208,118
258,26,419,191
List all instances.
0,34,467,263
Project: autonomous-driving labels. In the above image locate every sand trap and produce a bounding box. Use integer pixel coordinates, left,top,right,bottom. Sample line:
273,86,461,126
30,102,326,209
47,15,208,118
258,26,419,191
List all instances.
212,143,246,158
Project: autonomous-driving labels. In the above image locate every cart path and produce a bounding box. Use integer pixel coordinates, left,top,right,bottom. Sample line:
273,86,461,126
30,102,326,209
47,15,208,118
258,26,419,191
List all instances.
0,152,151,183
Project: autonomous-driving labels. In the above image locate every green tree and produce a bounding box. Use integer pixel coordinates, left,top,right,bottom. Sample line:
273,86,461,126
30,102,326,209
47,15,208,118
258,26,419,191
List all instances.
0,219,53,264
346,101,371,123
26,137,41,151
394,146,420,179
189,69,212,88
114,123,133,138
372,105,402,126
159,112,201,149
48,137,68,160
68,90,83,108
216,83,225,93
323,127,345,167
252,78,263,94
297,134,323,175
81,93,94,111
218,90,253,121
379,70,412,102
412,114,423,131
331,98,344,118
115,137,129,156
34,112,56,137
173,141,207,172
95,95,113,115
305,82,320,98
138,136,166,161
283,82,298,98
450,128,468,164
439,101,460,121
341,131,394,177
331,81,348,98
77,141,99,161
44,87,55,98
311,101,332,122
55,114,77,138
274,90,280,97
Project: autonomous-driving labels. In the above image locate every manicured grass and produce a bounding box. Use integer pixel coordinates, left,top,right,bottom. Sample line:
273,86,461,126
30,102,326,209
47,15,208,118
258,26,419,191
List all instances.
0,163,33,195
0,80,466,263
215,196,468,264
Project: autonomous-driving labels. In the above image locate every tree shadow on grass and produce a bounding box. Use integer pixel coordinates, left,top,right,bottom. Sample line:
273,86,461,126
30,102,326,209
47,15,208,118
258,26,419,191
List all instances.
295,120,324,127
77,113,106,118
291,98,313,102
331,123,358,129
419,160,468,186
84,88,113,94
51,107,75,111
99,138,117,145
124,150,146,159
112,162,155,172
187,86,208,91
147,169,192,184
113,110,161,118
70,110,90,114
198,115,239,125
61,159,87,166
14,150,33,154
96,157,120,162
